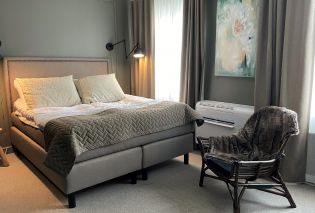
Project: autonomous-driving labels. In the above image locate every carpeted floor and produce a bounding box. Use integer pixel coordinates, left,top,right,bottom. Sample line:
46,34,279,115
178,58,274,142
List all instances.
1,152,315,213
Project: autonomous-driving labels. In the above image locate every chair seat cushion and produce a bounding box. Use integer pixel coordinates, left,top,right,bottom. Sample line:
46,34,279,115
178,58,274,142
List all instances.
205,155,234,178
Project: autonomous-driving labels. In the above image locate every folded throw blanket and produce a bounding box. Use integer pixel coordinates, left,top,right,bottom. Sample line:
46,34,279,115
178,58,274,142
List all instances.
44,101,203,176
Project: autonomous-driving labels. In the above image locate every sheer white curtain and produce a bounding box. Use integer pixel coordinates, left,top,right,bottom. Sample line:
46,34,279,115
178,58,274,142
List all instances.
154,0,183,101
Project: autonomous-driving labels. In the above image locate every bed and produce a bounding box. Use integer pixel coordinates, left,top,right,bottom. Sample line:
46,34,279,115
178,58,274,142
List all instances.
3,57,197,208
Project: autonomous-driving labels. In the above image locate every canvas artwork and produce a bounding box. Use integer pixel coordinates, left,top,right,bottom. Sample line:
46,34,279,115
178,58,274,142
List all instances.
215,0,259,77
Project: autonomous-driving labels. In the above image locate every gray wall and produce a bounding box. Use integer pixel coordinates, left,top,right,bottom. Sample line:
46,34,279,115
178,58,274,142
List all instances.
0,0,254,104
0,0,130,147
0,0,130,92
203,0,255,106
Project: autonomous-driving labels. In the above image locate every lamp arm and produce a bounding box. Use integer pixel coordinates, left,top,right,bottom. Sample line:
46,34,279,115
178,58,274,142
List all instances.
113,40,128,58
126,43,139,58
106,39,141,59
106,39,126,55
112,39,125,46
109,39,129,58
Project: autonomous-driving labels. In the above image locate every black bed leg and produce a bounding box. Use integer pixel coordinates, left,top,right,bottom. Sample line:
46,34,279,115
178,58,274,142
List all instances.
130,172,137,184
184,153,189,165
68,193,76,208
141,168,148,180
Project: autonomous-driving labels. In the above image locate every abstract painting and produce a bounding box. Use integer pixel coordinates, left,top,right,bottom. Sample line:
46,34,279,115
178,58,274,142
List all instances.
215,0,259,77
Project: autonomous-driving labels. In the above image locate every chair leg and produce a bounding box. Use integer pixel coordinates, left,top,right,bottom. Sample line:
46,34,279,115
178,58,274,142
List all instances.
199,161,205,187
277,173,296,208
233,185,240,213
233,165,241,213
184,153,189,165
68,193,76,208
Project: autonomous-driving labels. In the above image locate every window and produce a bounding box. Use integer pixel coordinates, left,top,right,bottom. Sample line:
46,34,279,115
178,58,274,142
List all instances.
154,0,183,101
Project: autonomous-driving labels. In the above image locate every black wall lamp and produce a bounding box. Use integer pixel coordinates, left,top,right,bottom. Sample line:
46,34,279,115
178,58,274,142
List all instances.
106,39,144,59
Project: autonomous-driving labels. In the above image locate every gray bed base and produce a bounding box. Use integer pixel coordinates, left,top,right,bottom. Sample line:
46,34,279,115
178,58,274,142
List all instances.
10,126,193,208
3,57,194,208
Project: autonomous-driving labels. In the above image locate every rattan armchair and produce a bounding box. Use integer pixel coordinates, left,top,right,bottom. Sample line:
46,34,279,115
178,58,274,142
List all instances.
197,106,299,213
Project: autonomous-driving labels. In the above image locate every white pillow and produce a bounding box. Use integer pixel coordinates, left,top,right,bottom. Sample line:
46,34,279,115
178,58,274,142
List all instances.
16,75,81,109
77,74,125,103
14,98,29,115
14,79,26,103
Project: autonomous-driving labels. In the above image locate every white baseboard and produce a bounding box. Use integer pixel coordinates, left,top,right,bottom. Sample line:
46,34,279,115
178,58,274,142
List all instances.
306,174,315,184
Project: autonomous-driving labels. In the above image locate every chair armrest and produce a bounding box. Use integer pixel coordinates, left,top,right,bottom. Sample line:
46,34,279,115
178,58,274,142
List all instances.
197,137,209,141
197,137,211,157
238,152,285,166
238,159,276,166
197,137,210,146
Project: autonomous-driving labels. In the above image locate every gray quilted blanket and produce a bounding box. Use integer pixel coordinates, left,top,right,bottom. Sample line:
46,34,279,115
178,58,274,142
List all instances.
44,101,203,176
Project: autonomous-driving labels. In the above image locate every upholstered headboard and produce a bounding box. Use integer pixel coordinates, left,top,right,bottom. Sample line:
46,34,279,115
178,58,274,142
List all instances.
3,57,112,113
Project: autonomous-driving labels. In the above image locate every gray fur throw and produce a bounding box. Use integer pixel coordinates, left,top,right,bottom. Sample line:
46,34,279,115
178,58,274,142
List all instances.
204,106,299,163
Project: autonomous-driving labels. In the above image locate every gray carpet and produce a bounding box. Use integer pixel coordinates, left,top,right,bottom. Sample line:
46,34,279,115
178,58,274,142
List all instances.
0,152,315,213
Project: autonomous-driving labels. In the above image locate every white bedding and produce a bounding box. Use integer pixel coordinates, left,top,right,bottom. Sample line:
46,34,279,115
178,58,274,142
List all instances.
14,95,160,129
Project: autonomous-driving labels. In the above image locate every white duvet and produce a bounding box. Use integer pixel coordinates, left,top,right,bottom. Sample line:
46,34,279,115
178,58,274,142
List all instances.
14,95,160,129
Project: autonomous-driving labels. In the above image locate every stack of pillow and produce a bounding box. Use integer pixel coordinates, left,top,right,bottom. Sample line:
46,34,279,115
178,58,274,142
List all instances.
14,74,125,110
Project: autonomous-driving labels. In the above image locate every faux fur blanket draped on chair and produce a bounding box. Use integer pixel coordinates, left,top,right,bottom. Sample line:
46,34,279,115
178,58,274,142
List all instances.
204,106,299,163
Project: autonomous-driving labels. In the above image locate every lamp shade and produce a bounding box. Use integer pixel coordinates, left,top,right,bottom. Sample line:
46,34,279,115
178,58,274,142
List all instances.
133,47,144,58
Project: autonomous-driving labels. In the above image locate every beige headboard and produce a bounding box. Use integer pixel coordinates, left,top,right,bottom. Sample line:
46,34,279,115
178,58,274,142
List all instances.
3,57,112,113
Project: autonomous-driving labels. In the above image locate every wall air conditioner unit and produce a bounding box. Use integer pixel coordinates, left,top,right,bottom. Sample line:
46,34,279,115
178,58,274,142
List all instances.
196,100,254,138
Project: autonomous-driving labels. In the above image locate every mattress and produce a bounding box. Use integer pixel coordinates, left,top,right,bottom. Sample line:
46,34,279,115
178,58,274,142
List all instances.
12,113,45,148
14,94,161,129
11,113,194,163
